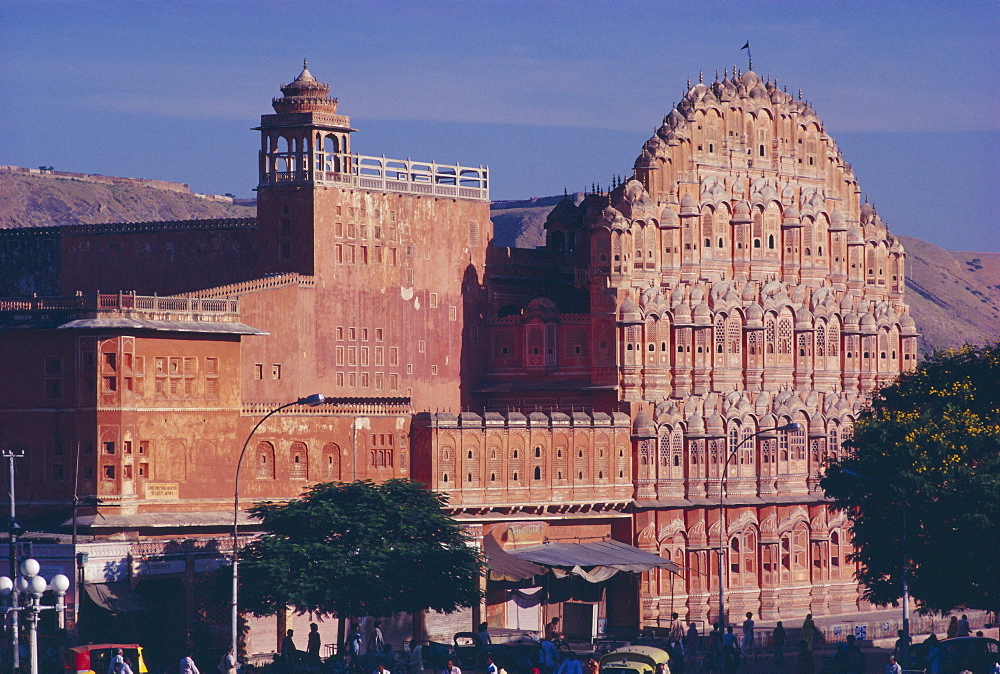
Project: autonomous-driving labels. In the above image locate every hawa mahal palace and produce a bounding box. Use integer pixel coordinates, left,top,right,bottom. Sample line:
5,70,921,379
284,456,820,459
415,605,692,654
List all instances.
0,63,916,655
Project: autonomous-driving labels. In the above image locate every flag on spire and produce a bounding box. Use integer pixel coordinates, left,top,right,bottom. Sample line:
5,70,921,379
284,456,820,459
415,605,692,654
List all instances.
741,41,749,50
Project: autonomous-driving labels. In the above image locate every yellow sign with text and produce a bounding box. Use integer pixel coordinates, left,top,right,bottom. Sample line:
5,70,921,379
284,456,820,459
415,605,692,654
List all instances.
146,483,179,499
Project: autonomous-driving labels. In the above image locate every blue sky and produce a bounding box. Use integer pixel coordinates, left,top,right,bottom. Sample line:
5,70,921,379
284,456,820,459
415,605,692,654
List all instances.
2,0,998,251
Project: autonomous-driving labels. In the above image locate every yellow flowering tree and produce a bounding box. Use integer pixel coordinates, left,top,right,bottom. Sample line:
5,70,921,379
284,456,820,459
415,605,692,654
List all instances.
822,343,1000,612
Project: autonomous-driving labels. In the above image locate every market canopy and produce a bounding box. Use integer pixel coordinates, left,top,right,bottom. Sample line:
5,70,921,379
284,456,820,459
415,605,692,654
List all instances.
506,539,681,582
84,581,146,614
483,533,547,581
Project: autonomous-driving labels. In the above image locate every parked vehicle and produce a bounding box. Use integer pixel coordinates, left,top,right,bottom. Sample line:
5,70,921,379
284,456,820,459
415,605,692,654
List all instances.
66,644,148,674
599,646,671,674
938,636,1000,674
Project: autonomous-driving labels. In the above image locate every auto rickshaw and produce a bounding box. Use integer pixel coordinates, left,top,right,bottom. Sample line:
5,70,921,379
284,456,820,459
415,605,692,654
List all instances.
599,646,671,674
67,644,149,674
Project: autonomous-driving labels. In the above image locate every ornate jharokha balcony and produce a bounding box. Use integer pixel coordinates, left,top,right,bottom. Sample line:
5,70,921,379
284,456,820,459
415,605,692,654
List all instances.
261,152,490,201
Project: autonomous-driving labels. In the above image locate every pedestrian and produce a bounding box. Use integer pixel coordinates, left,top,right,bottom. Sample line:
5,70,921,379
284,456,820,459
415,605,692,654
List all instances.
486,656,498,674
375,663,391,674
885,655,902,674
801,614,817,653
947,616,959,639
307,623,321,659
556,655,582,674
109,649,125,674
218,648,237,674
796,641,813,674
180,653,200,674
956,614,971,637
722,626,738,673
348,624,364,674
773,621,787,665
686,623,700,660
478,622,492,647
120,659,134,674
369,621,385,654
892,630,910,661
669,613,685,657
741,612,755,656
281,629,297,660
545,617,563,643
408,641,424,674
443,659,461,674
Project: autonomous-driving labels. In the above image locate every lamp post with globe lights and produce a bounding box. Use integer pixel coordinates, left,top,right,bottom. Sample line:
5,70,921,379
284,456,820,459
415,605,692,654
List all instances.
717,422,801,630
0,558,70,674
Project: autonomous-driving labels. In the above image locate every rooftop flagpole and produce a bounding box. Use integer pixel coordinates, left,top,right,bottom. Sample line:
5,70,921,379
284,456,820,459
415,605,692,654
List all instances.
741,41,752,71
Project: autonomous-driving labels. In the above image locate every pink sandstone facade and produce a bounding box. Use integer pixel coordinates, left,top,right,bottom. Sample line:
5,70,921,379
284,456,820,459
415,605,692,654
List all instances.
0,65,916,655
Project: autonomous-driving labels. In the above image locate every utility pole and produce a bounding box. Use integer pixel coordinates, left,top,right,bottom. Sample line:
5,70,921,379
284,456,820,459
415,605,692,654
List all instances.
3,447,25,674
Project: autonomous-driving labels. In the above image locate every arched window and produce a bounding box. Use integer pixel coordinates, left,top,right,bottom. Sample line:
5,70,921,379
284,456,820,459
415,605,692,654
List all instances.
322,443,340,481
289,442,307,479
255,441,275,480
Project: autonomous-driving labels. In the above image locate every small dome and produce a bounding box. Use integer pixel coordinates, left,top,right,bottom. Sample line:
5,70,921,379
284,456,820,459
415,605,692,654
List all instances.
693,300,712,325
659,205,680,227
741,283,758,302
750,83,769,100
674,302,693,323
848,225,864,245
830,209,847,230
843,312,860,328
860,313,877,332
746,304,764,327
680,193,699,217
731,201,752,225
619,296,643,323
686,414,705,435
705,412,724,435
632,410,656,438
900,313,918,335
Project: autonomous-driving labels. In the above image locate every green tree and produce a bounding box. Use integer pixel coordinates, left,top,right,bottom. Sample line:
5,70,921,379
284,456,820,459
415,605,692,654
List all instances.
238,479,483,619
822,343,1000,612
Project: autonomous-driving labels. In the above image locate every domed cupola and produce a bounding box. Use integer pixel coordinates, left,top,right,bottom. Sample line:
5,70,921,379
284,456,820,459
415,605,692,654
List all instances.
731,201,752,225
272,60,340,114
632,409,657,440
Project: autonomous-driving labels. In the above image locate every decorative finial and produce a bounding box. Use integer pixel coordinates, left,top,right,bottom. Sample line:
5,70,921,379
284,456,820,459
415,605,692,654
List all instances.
687,78,691,88
303,58,308,69
724,68,728,79
699,70,703,83
715,70,719,80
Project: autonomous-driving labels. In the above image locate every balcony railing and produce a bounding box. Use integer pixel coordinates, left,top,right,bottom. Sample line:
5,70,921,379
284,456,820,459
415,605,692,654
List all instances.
261,152,489,201
0,292,240,318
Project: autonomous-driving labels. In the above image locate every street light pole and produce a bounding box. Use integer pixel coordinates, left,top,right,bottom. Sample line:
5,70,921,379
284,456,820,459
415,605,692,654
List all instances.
231,394,325,660
0,558,69,674
717,422,801,631
3,447,25,674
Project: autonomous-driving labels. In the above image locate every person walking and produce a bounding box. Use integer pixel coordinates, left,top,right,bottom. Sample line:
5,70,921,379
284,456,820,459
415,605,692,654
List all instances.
347,624,364,674
369,621,386,654
796,641,813,674
442,659,461,674
307,623,321,659
772,621,787,665
885,655,902,674
478,622,492,647
741,612,755,656
217,648,237,674
408,641,424,674
180,653,200,674
108,650,125,674
686,623,700,661
801,614,817,653
956,614,971,637
946,616,959,639
669,613,685,657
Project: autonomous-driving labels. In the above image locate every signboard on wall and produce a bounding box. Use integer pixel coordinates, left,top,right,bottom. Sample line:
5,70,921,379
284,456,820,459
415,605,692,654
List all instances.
146,483,179,499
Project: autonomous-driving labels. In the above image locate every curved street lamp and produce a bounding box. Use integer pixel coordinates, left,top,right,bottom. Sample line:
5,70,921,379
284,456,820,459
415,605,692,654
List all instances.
231,394,326,658
717,421,801,631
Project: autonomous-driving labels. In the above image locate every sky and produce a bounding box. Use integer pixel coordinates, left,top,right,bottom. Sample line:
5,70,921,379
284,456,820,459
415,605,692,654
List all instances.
2,0,998,252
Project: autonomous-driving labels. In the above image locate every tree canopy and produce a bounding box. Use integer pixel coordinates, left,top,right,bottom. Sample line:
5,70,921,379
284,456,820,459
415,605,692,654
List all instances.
238,479,483,618
822,343,1000,612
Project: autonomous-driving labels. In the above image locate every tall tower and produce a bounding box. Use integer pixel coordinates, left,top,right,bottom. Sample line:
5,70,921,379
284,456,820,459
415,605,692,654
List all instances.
255,61,355,275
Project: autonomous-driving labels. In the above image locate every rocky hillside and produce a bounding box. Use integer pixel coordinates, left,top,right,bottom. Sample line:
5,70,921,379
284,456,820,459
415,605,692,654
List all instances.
2,169,995,356
0,169,254,228
490,198,1000,356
